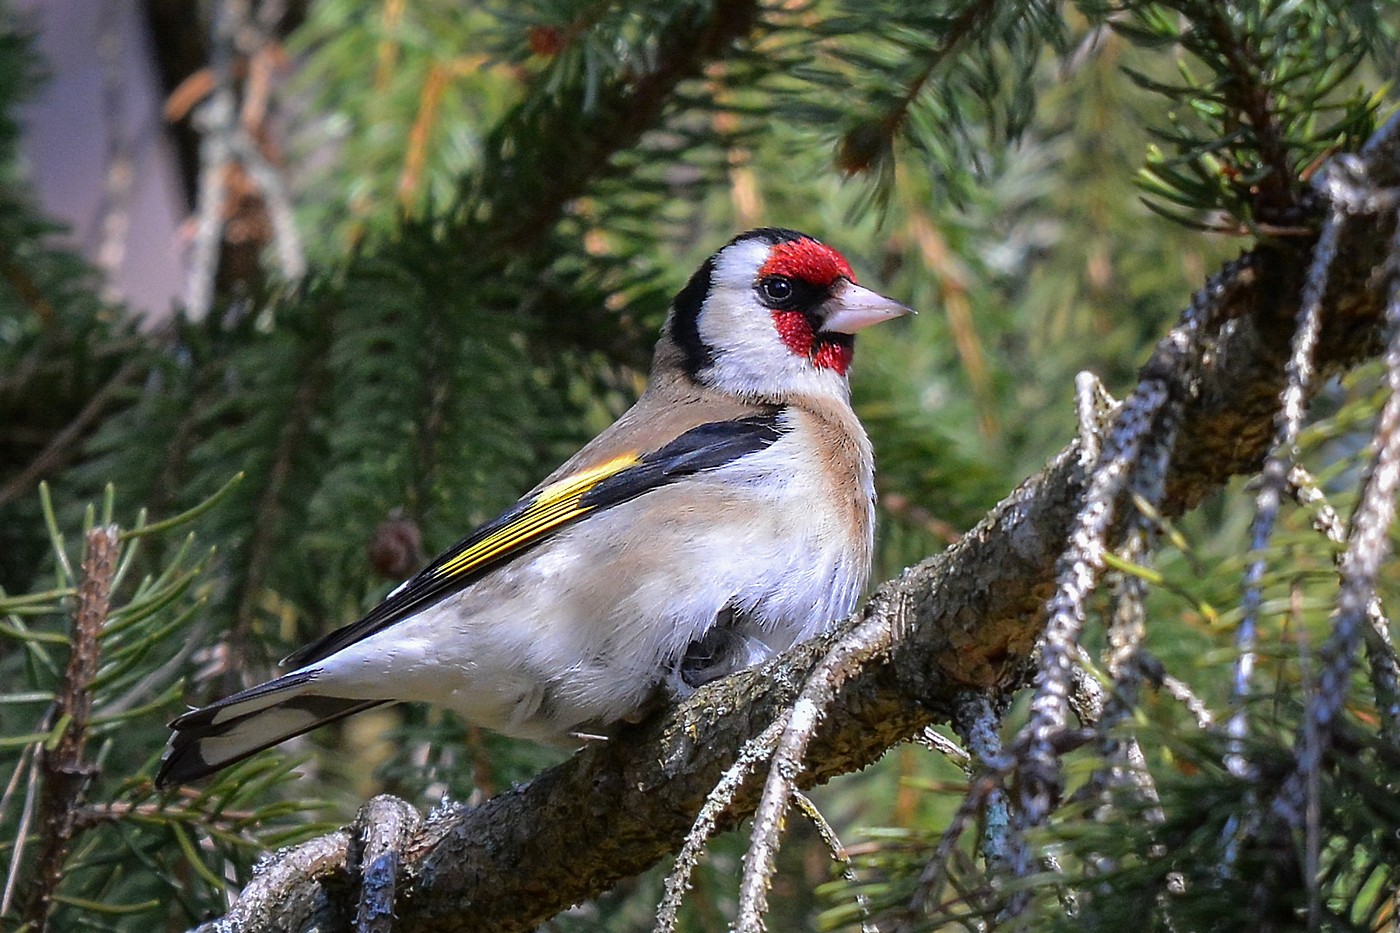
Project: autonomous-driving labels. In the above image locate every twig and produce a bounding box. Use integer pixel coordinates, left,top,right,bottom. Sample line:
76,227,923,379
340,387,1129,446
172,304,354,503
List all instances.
0,747,40,916
354,795,423,933
1288,464,1400,746
1009,251,1228,921
228,130,305,283
194,830,352,933
1292,586,1322,930
18,526,119,930
952,693,1011,874
1018,379,1169,827
1067,662,1105,726
0,360,145,508
1158,673,1215,730
91,2,134,302
398,64,453,208
234,0,303,286
1105,412,1176,690
1186,0,1300,221
71,798,259,832
1087,406,1176,823
1273,178,1400,827
912,725,970,769
734,590,911,933
790,790,877,933
655,716,787,933
897,771,1003,932
1229,200,1340,778
1075,372,1118,468
885,1,1005,135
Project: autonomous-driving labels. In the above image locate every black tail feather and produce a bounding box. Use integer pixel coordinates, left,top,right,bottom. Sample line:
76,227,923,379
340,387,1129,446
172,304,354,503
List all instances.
157,694,388,787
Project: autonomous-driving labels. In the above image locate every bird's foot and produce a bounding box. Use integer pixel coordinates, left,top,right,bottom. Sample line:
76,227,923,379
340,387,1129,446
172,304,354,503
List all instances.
351,794,422,933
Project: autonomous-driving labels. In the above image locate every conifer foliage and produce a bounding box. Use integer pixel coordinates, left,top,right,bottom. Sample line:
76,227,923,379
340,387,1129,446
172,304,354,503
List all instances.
1,1,1398,930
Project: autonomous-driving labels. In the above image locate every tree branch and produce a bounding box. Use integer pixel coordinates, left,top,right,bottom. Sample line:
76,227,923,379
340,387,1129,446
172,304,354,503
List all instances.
199,113,1400,933
20,526,119,930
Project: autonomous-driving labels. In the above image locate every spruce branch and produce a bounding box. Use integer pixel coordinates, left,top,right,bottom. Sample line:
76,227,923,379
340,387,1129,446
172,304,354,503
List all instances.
1122,0,1381,228
457,0,763,255
821,0,1064,202
231,305,334,651
0,479,316,929
192,112,1400,933
837,0,1000,167
1173,0,1299,220
0,359,146,509
18,525,118,931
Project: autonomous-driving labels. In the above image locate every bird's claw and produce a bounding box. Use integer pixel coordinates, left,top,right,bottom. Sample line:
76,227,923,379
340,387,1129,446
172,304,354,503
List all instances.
352,794,422,933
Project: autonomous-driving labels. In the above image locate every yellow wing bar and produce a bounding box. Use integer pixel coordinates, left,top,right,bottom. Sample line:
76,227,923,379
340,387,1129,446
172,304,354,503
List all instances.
431,453,641,582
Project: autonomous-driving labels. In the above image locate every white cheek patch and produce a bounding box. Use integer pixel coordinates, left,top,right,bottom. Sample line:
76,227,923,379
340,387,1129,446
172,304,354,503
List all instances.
698,241,850,401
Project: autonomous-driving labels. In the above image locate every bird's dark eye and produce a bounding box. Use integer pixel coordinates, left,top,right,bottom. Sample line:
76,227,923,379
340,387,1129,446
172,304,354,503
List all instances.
758,276,793,305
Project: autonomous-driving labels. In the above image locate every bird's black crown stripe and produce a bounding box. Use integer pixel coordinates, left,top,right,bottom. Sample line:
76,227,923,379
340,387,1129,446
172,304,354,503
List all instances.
729,227,809,248
670,256,716,377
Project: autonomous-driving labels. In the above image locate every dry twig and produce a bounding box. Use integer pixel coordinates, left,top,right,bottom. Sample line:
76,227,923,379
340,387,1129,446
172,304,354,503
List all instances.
18,526,119,930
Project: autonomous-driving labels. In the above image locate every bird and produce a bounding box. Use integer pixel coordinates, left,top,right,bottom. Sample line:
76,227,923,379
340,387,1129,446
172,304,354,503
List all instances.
156,227,912,787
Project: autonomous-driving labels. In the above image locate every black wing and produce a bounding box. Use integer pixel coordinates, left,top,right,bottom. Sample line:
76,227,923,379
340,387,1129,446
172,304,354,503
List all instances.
282,412,786,668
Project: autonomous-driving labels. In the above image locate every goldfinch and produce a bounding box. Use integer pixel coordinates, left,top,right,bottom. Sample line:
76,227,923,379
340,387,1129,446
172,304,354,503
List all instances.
157,228,911,787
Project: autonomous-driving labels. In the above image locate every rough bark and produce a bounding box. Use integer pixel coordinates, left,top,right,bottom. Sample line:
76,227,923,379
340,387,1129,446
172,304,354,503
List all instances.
201,115,1400,933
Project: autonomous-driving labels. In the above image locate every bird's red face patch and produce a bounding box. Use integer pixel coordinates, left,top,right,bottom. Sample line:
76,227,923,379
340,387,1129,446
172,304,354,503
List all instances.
770,311,854,375
772,310,815,359
758,238,856,287
763,238,857,375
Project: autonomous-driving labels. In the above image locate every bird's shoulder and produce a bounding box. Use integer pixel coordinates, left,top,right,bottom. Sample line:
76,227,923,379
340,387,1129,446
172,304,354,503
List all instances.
781,392,875,485
533,372,780,489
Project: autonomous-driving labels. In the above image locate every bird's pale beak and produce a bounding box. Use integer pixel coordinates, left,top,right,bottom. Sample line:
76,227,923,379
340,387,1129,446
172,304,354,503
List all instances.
819,280,914,334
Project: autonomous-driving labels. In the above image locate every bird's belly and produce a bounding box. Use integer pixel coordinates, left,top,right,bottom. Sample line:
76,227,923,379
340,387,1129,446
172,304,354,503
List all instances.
315,479,868,741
